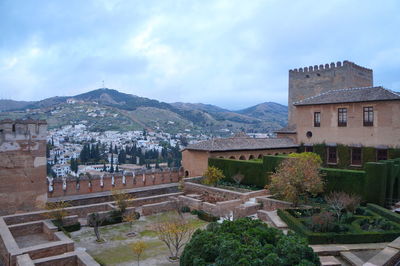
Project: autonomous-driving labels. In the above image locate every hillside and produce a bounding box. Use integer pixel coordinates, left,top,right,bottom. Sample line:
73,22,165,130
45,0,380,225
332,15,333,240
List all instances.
0,89,288,134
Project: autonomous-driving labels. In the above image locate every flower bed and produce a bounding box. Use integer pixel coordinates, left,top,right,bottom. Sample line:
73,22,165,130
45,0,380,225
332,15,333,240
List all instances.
278,204,400,244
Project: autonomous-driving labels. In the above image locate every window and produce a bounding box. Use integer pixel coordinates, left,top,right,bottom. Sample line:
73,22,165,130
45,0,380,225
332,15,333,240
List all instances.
327,147,337,164
363,106,373,126
338,108,347,127
305,146,314,153
377,149,388,161
351,148,362,166
314,112,320,127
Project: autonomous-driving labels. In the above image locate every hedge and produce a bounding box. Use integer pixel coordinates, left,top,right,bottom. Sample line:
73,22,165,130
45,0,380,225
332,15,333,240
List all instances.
278,206,400,244
322,168,366,198
313,144,327,165
208,158,267,188
337,144,350,169
367,203,400,224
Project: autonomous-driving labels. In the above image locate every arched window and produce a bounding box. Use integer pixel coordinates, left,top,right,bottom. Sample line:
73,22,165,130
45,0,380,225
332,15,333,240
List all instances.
185,171,189,177
229,156,236,160
258,154,263,159
249,155,255,160
239,155,246,160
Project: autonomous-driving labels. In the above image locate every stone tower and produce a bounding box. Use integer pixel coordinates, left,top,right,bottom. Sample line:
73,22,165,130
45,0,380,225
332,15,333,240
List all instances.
0,119,48,215
288,60,373,126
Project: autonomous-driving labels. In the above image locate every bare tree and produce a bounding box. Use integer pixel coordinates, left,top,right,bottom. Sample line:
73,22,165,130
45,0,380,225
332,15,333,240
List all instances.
88,212,105,242
131,241,147,266
153,215,195,259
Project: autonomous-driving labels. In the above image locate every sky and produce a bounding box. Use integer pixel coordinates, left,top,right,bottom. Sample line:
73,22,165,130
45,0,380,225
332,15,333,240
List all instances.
0,0,400,110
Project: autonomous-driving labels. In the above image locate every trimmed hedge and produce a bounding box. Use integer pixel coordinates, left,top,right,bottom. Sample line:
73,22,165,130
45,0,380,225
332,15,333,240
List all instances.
278,205,400,244
367,203,400,223
209,158,267,188
322,168,366,198
389,149,400,160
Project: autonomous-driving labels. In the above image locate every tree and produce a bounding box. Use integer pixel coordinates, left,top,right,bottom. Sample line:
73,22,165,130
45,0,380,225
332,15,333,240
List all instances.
112,189,133,214
123,212,138,232
131,241,147,266
325,191,361,221
88,212,105,242
267,152,324,206
180,218,320,266
202,166,225,185
110,153,114,173
44,201,70,226
153,215,195,260
103,163,107,172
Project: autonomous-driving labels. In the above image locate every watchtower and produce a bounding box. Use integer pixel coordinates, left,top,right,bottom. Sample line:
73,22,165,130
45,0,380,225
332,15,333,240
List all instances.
0,119,48,215
288,60,373,126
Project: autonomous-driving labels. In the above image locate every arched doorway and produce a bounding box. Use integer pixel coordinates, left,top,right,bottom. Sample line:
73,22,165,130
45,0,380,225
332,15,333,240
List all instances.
258,154,263,159
229,156,236,160
239,155,246,160
249,155,255,160
185,171,189,177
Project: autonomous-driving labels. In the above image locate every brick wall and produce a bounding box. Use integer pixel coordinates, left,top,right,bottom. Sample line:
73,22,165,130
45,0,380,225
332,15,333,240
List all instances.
49,169,180,197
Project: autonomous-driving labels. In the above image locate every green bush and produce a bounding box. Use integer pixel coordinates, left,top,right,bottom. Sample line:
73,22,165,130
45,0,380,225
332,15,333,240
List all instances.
180,206,191,213
362,147,376,165
337,145,350,168
195,210,218,222
313,144,327,165
389,149,400,159
180,218,320,266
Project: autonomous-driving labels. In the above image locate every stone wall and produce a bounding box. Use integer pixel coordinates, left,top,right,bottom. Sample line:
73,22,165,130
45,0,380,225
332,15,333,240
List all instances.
49,169,181,197
256,196,292,211
0,120,48,215
184,182,268,202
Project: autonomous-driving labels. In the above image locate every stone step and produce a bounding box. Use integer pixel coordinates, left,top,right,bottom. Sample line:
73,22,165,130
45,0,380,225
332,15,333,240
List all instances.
257,210,287,229
340,251,364,266
319,256,342,266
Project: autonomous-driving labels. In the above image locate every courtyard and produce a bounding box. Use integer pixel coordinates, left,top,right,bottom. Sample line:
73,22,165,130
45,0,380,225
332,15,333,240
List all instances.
71,211,208,266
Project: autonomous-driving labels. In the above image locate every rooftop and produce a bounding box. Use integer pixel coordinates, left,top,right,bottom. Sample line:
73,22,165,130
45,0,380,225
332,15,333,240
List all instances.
293,86,400,106
184,134,298,152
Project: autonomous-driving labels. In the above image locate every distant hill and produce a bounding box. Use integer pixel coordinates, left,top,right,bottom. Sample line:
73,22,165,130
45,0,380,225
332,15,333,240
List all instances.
0,99,33,111
0,89,287,134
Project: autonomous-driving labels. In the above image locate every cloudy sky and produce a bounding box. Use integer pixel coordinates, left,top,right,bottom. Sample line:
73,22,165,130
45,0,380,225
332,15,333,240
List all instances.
1,0,399,109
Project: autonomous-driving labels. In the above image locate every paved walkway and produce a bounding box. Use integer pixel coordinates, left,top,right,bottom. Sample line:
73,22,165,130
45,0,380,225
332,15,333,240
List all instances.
48,183,179,202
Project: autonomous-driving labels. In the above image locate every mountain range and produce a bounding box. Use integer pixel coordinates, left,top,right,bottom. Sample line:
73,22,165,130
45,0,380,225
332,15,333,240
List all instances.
0,88,287,134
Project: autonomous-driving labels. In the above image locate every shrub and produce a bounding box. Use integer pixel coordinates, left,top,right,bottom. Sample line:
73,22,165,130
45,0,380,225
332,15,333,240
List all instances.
180,218,320,266
310,211,334,232
180,206,191,213
267,152,324,206
195,210,218,222
202,166,225,185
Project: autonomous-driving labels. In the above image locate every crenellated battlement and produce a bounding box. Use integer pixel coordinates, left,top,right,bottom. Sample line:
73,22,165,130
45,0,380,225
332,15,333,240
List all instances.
289,60,372,74
0,119,47,144
287,60,374,126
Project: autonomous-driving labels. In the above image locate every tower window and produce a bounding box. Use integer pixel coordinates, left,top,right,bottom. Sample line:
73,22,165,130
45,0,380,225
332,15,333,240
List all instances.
12,124,16,132
338,108,347,127
314,112,320,127
363,106,373,126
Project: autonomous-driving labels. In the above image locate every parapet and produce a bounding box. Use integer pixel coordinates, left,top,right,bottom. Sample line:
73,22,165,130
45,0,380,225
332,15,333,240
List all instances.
0,119,47,144
289,60,373,74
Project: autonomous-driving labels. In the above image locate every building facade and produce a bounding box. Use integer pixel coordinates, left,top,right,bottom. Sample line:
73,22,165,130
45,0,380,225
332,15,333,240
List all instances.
181,134,298,177
0,119,48,215
278,61,400,166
